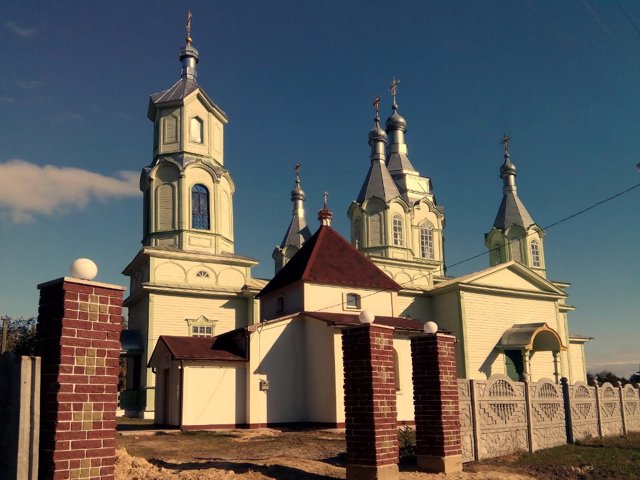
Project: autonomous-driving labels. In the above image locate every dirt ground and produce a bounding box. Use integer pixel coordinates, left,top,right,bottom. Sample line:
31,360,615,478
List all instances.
116,429,535,480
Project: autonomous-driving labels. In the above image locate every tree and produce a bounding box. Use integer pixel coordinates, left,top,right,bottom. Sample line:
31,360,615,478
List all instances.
1,316,37,355
587,370,628,386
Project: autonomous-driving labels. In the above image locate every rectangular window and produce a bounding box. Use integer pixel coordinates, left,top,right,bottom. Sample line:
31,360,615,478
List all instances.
392,216,403,246
420,227,434,259
531,241,541,267
191,324,214,338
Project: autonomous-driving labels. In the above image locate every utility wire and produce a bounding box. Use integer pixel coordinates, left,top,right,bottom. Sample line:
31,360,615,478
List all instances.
616,0,640,39
314,180,640,312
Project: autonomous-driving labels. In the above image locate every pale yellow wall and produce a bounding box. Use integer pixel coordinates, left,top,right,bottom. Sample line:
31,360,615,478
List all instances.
260,283,304,320
182,363,246,426
569,341,587,383
396,292,432,321
301,283,395,316
462,291,558,380
151,294,248,338
247,319,308,424
473,270,541,292
432,291,466,377
394,338,415,422
151,256,250,289
529,350,555,382
305,319,338,423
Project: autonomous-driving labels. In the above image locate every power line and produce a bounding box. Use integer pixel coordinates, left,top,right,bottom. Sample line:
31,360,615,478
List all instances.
314,180,640,312
616,0,640,40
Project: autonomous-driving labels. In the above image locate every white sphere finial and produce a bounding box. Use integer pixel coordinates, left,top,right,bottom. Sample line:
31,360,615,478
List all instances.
424,321,438,334
359,310,375,324
70,258,98,281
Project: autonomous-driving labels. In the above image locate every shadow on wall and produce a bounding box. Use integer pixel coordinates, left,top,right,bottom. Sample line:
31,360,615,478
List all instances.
479,346,501,379
254,320,308,424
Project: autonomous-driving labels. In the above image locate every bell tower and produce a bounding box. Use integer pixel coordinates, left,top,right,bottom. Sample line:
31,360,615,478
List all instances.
485,135,546,276
142,12,234,255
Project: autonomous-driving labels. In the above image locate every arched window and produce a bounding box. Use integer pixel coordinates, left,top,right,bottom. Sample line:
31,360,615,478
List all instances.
352,217,362,248
346,293,361,309
494,243,503,264
419,222,434,259
191,184,210,230
531,240,541,267
392,215,403,246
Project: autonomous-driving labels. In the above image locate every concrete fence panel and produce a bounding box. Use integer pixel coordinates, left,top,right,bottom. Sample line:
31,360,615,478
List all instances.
599,382,623,437
622,384,640,433
474,375,528,460
0,353,40,480
529,378,566,451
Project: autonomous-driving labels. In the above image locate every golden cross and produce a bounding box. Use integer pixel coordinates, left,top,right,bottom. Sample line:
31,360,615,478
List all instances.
500,134,511,154
373,95,380,114
390,77,400,104
186,10,193,45
323,191,329,208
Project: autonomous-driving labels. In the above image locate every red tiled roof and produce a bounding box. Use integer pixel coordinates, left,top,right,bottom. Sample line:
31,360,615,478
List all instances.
303,311,424,332
257,226,401,298
158,329,248,362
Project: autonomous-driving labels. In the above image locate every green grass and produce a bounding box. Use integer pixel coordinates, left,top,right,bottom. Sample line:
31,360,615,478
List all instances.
481,433,640,479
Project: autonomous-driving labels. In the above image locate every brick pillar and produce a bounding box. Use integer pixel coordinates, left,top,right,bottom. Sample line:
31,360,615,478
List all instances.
36,277,125,480
342,324,398,480
411,332,462,474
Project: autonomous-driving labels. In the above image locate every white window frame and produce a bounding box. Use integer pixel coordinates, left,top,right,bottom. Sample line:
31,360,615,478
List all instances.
185,315,217,338
344,293,361,310
392,215,403,246
531,240,541,267
419,223,434,259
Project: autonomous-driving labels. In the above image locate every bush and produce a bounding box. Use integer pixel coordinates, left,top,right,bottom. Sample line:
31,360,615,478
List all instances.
398,425,416,463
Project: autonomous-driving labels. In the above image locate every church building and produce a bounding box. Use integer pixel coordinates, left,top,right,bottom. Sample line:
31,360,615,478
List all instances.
122,23,590,425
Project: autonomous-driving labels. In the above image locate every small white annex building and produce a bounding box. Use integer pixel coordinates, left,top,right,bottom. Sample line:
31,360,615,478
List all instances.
122,27,591,424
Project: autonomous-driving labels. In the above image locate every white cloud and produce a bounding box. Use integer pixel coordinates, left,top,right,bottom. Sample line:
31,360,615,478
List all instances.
0,160,140,222
3,22,37,39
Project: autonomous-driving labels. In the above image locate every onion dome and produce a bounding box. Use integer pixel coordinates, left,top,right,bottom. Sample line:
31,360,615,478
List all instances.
368,115,387,145
385,103,407,133
500,154,517,178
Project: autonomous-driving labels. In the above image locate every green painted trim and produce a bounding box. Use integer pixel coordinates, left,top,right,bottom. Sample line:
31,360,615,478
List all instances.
458,291,471,378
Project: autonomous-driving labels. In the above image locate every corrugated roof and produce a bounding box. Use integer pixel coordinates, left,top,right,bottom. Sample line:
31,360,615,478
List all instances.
303,311,424,332
257,225,401,298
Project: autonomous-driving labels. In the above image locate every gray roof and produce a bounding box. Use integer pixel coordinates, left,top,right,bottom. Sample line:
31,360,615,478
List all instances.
147,78,227,121
493,191,536,230
356,160,401,204
387,151,417,174
279,216,311,249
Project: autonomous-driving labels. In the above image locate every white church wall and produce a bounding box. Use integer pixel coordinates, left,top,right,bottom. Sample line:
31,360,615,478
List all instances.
260,283,304,320
302,284,394,316
394,338,415,422
181,363,246,427
152,294,248,338
529,350,556,382
249,318,308,423
462,292,558,379
304,319,338,423
569,341,587,383
432,291,466,377
396,292,432,322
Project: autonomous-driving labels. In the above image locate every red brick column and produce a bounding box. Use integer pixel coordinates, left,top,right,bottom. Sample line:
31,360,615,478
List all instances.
411,332,462,473
36,277,125,480
342,324,398,480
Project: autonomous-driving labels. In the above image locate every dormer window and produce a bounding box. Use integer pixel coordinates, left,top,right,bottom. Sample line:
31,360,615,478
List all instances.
186,315,217,338
190,117,204,144
345,293,361,309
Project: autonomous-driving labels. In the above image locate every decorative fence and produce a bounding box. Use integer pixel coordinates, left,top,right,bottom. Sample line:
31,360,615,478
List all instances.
458,375,640,462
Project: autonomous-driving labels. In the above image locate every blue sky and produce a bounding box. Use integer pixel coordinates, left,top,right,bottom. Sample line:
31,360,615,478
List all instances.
0,1,638,376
